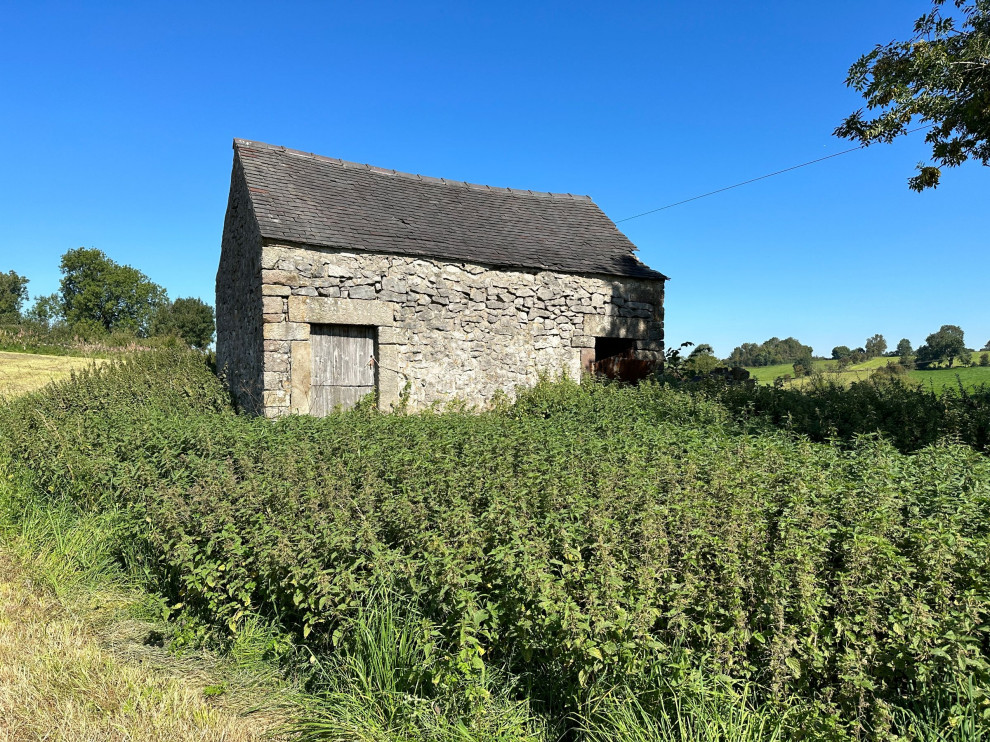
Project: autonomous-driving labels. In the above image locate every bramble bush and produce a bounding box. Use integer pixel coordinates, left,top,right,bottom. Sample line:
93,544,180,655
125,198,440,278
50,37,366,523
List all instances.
1,350,989,738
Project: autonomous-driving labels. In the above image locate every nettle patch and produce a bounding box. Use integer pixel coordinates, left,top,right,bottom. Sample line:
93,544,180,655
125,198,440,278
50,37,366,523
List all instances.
2,350,989,738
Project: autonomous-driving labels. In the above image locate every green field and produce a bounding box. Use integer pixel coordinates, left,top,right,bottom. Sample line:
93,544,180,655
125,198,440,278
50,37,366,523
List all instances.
910,364,990,391
746,352,990,391
741,360,824,384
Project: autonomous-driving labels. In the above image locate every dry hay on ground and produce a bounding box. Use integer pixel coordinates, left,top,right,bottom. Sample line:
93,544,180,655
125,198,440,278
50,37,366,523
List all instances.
0,550,284,742
0,352,106,398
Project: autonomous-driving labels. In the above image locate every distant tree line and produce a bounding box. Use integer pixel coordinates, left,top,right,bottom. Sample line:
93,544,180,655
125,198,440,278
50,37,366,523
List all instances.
725,326,989,375
1,248,215,349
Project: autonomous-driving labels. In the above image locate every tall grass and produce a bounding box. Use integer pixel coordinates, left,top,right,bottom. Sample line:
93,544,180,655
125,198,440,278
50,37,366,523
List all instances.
290,591,550,742
579,682,790,742
885,678,989,742
0,496,121,596
0,322,155,356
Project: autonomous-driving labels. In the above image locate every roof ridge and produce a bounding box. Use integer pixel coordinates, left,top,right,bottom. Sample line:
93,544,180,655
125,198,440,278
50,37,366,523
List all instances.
233,138,593,202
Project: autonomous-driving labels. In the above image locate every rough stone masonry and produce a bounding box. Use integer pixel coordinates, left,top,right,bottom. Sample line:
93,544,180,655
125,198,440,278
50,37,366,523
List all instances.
217,140,667,416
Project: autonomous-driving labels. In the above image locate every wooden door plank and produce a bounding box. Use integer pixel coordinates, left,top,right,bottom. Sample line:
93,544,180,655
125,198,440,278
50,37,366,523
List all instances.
310,385,374,414
331,326,374,387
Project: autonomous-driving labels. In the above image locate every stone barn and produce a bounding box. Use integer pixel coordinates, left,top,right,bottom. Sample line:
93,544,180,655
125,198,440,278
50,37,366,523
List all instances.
216,139,667,416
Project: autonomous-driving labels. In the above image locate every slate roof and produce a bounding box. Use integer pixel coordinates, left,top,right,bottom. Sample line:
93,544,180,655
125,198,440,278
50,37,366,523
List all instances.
234,139,666,281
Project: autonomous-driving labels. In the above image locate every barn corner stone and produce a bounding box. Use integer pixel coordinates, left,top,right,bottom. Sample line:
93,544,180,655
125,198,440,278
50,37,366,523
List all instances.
290,340,312,414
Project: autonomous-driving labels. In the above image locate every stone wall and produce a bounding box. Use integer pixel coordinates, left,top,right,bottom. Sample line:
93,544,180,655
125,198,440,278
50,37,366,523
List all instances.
258,242,664,416
215,153,264,414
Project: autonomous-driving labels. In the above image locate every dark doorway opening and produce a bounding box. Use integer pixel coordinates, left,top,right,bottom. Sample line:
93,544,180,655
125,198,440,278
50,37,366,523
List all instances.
587,336,655,383
595,336,636,362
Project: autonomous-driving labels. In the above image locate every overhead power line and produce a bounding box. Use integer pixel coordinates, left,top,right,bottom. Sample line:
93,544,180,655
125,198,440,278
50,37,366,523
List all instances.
615,125,935,223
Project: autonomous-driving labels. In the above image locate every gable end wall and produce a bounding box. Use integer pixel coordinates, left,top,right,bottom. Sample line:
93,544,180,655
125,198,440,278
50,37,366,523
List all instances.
216,153,264,414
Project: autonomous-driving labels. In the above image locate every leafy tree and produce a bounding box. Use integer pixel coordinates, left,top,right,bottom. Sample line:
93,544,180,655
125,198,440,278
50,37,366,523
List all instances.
980,352,989,366
915,345,935,367
983,340,990,351
865,333,888,358
897,338,915,369
59,248,167,336
728,337,814,367
682,343,721,377
0,270,29,321
660,341,696,376
728,342,759,366
23,293,63,328
150,297,216,349
916,324,966,367
835,1,990,190
832,345,853,360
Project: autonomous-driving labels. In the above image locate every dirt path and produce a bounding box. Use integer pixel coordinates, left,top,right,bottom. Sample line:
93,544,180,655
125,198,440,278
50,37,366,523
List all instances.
0,549,286,742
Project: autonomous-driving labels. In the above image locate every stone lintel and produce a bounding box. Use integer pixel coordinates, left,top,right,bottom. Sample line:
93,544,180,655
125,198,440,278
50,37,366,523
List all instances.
583,316,649,339
288,295,394,326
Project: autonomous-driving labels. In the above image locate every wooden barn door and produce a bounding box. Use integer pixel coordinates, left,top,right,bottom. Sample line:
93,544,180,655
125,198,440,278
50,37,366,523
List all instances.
310,324,377,414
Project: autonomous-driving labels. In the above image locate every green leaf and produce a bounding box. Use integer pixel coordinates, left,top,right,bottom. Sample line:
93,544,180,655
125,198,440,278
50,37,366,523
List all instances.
785,657,802,678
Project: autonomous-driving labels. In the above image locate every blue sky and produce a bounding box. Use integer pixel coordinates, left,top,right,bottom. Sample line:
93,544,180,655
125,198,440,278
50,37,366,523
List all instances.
1,1,986,357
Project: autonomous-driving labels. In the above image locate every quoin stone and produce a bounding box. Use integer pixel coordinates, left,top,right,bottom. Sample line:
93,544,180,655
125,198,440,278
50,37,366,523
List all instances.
216,140,667,417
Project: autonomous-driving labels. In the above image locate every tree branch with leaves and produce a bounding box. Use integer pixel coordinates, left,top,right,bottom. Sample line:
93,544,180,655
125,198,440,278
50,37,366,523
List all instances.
835,0,990,190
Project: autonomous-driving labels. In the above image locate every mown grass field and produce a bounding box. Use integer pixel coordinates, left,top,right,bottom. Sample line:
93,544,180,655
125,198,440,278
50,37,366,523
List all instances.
0,350,105,397
746,358,892,386
744,360,836,385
